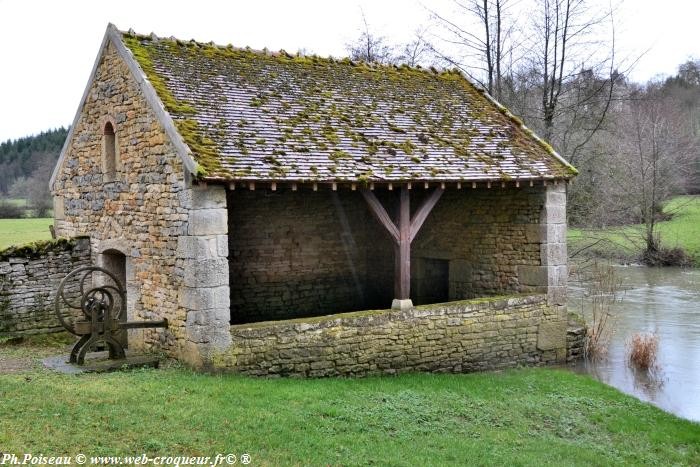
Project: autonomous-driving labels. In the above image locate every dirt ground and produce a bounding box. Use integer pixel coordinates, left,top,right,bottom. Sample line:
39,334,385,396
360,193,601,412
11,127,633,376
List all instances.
0,333,75,374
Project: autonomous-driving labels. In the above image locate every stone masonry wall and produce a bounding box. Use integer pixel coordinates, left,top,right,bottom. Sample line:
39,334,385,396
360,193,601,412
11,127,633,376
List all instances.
52,41,199,361
228,189,373,323
214,294,566,377
0,238,91,336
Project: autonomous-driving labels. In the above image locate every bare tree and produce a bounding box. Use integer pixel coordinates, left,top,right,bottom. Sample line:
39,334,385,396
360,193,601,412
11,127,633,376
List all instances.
519,0,620,148
429,0,516,100
395,28,434,67
346,12,395,64
607,84,698,261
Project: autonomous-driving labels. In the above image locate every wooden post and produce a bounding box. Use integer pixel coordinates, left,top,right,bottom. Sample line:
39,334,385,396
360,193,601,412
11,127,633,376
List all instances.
396,187,410,299
360,185,444,309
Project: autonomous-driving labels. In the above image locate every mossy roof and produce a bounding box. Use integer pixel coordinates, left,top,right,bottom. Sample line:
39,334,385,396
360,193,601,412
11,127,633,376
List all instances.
120,30,577,182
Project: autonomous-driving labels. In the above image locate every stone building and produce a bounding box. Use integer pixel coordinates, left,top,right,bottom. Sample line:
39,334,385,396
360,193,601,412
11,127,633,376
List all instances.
50,24,577,375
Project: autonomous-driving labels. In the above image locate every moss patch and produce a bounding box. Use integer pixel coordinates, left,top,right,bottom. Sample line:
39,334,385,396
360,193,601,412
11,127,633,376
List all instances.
0,238,76,262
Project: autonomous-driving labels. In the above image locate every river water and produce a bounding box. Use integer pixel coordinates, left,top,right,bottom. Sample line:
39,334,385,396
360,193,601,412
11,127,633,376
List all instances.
568,266,700,422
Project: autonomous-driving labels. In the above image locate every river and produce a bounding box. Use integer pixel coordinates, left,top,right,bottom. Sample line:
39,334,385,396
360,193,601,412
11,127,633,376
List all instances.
569,266,700,422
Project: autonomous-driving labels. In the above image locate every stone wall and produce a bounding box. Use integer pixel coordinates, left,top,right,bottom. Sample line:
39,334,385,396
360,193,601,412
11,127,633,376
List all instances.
214,294,566,376
228,189,375,323
51,41,199,361
0,238,91,336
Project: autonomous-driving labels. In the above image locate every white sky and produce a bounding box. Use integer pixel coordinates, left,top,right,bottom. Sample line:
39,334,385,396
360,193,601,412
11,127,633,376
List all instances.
0,0,698,143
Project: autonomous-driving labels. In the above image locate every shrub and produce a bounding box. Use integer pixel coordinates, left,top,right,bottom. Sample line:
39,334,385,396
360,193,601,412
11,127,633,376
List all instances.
641,246,692,267
0,202,24,219
577,260,624,361
627,332,660,371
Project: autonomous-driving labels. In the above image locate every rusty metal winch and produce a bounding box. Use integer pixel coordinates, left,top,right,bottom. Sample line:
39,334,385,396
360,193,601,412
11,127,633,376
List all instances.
54,266,167,365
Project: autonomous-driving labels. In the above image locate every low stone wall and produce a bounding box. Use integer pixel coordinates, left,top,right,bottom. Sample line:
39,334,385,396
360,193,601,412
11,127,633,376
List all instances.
0,237,91,337
566,312,587,362
213,294,569,377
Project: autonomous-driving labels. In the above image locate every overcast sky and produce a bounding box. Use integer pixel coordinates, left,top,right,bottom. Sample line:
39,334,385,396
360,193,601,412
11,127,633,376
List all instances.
0,0,698,143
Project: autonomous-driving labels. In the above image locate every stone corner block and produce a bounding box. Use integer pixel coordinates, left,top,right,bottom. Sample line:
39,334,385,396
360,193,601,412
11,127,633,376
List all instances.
177,236,227,259
537,319,567,351
191,186,227,209
179,285,230,310
183,258,229,287
541,243,568,266
188,208,227,236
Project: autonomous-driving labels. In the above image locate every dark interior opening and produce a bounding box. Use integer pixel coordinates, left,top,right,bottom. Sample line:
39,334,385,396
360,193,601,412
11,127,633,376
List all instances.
414,258,450,305
103,122,116,177
226,187,463,324
101,249,127,347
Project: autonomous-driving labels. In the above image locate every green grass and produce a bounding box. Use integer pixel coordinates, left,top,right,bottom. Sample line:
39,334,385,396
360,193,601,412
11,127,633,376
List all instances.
569,195,700,264
0,340,698,465
0,217,53,249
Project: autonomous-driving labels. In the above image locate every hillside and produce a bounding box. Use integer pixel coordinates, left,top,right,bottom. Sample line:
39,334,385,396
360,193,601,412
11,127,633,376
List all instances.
0,128,68,194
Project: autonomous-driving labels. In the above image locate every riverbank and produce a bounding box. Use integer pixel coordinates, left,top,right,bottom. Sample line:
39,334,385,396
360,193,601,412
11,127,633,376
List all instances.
569,196,700,266
1,336,699,465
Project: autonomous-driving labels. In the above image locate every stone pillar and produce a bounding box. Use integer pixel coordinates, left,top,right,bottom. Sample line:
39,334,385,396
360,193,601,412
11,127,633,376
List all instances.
178,185,231,367
518,182,568,361
540,182,568,306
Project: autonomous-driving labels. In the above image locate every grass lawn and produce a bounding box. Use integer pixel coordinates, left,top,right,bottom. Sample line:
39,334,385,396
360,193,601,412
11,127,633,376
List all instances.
1,337,698,465
0,217,53,249
569,195,700,264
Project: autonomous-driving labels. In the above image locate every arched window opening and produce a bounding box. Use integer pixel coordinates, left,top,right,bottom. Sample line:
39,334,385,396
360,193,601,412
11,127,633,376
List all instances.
103,121,117,179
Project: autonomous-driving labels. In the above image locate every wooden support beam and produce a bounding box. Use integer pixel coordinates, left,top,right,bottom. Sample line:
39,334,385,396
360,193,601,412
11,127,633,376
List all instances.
409,188,444,242
361,186,444,302
360,189,400,243
395,187,411,299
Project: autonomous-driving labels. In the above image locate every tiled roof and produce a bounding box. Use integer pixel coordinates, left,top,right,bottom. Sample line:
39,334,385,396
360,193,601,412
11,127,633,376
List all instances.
120,30,577,183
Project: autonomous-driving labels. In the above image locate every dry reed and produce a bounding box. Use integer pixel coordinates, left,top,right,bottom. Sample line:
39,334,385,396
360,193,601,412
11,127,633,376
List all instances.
627,332,660,371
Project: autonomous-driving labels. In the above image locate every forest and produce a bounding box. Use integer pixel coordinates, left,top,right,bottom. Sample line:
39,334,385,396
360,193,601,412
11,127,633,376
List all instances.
0,127,67,217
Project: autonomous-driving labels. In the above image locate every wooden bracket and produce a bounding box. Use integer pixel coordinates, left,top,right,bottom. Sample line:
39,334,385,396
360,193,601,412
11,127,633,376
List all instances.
361,186,444,300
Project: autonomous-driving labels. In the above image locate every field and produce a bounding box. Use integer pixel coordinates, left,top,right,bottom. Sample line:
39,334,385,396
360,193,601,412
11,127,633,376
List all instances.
0,336,698,466
569,195,700,264
0,217,53,249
